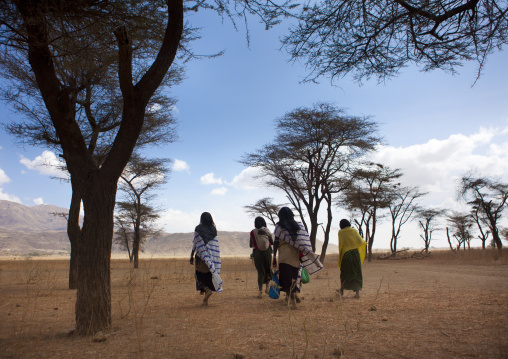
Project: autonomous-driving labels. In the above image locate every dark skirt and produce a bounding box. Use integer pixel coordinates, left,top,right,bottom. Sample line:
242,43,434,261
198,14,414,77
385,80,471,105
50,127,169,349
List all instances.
340,249,363,291
279,262,300,295
253,248,272,288
195,271,216,292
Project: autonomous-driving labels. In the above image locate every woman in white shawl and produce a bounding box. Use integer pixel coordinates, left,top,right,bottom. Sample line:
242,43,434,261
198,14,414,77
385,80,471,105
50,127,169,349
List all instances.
190,212,222,306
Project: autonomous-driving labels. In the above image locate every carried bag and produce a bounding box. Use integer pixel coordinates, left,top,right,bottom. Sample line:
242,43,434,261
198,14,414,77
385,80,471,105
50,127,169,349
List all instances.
301,267,310,284
254,227,271,251
268,270,280,299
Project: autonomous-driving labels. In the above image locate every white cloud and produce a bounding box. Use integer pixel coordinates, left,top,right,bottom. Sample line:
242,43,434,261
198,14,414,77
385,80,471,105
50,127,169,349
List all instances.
228,166,265,190
19,150,68,179
371,125,508,208
158,208,200,232
173,159,190,172
200,172,222,185
0,168,21,203
33,197,44,205
0,168,10,185
0,189,21,203
211,187,228,195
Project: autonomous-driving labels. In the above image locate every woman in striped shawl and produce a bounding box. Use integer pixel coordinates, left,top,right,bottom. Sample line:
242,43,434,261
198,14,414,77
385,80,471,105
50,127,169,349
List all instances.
272,207,323,308
190,212,222,306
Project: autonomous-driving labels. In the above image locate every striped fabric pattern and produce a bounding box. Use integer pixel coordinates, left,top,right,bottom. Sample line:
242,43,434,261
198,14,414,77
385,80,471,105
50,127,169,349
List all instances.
274,222,324,278
192,233,223,293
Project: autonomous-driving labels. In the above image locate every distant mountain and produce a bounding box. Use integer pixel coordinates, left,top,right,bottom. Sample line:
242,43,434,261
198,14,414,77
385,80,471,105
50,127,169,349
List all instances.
0,200,337,257
142,231,252,257
0,200,68,231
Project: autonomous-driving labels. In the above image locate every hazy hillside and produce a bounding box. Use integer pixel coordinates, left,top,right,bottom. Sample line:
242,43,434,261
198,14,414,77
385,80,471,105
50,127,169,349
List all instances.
0,200,68,231
0,199,337,257
141,231,252,257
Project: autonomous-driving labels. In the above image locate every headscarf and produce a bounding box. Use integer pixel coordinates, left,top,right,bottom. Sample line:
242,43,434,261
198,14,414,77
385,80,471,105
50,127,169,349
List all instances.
254,216,267,229
339,219,351,229
195,212,217,244
276,207,300,240
338,219,367,268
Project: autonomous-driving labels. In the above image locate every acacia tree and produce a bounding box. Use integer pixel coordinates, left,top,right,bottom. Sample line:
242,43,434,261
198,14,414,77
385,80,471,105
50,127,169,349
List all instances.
3,79,179,289
341,180,372,244
471,202,490,249
341,163,402,261
115,215,134,261
282,0,508,83
501,228,508,243
116,155,169,268
244,197,286,226
388,185,426,253
0,1,184,335
242,103,380,261
1,2,181,290
0,0,288,336
459,174,508,252
446,211,475,250
416,208,445,252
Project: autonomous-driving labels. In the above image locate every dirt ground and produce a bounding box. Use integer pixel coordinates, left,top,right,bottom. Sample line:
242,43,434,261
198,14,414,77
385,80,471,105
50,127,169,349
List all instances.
1,250,507,359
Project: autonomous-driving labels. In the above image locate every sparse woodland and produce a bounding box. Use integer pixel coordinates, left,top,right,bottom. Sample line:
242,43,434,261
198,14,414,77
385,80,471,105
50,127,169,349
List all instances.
0,0,507,339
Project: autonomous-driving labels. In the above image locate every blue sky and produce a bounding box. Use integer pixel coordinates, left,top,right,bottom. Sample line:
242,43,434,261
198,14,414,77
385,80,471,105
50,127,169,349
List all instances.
0,10,507,250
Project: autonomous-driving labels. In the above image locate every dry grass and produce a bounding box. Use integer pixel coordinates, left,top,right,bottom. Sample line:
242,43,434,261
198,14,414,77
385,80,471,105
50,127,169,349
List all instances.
1,249,507,358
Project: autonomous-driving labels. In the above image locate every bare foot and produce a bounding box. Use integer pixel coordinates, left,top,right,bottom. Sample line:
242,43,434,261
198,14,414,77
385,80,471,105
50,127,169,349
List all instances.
203,288,213,306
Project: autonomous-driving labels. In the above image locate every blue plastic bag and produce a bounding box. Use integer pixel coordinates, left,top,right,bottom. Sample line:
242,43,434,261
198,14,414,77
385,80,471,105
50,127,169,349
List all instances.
268,270,280,299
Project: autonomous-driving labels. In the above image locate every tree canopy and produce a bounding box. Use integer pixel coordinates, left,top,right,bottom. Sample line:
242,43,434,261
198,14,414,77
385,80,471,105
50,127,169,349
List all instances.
282,0,508,82
116,154,170,268
242,102,380,260
459,173,508,251
340,163,403,261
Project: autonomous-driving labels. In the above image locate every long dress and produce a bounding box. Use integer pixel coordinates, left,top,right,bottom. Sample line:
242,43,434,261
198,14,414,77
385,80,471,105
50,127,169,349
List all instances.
340,248,363,291
338,227,367,292
250,228,273,289
192,232,223,293
274,222,323,295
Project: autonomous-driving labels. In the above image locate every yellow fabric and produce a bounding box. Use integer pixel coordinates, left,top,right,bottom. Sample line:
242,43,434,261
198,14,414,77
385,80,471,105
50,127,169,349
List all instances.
338,227,367,269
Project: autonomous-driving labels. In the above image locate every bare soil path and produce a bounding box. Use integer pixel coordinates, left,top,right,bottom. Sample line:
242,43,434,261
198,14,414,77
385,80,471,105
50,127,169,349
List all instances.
1,251,507,358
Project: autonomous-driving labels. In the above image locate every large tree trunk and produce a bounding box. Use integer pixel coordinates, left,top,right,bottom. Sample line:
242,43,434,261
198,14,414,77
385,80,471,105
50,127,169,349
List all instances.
75,182,116,335
68,189,82,289
491,227,503,252
308,214,319,253
390,224,398,253
132,242,139,268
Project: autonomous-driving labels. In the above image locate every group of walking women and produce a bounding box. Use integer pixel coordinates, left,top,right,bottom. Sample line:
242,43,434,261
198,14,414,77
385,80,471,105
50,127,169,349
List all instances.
190,207,367,308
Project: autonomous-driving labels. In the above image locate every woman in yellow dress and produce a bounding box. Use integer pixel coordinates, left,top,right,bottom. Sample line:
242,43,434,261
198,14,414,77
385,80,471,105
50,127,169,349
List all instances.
338,219,367,298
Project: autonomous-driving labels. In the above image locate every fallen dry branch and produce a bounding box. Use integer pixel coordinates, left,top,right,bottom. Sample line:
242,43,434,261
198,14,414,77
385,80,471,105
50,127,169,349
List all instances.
411,249,431,259
377,249,409,260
